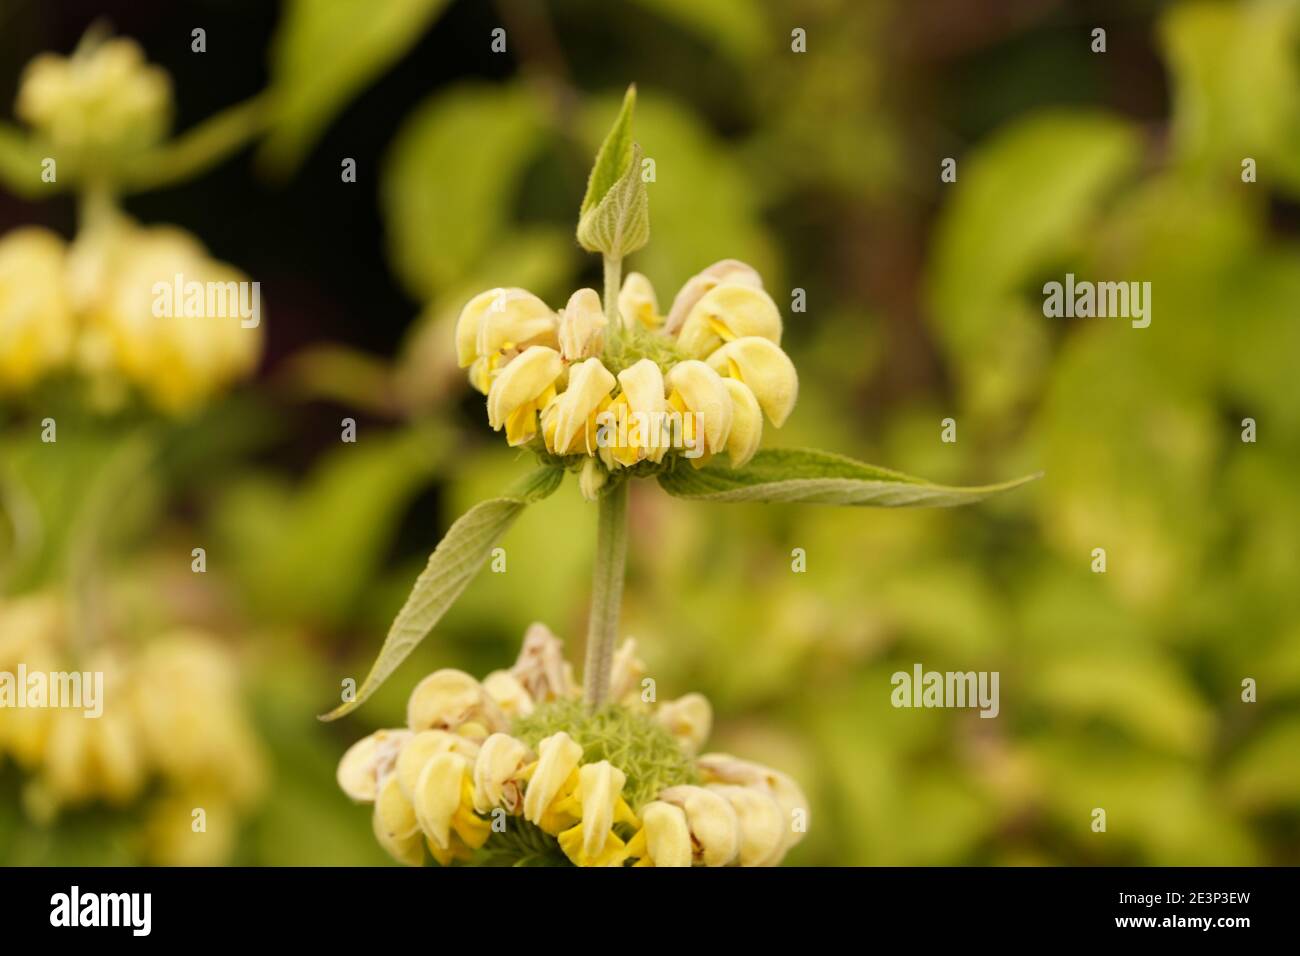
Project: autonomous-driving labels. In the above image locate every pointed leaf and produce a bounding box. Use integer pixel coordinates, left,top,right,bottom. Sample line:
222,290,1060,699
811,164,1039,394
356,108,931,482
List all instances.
658,447,1040,507
320,465,564,720
580,84,636,217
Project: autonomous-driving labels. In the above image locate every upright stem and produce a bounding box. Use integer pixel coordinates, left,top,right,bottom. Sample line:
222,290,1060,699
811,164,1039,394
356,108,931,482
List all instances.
602,254,622,348
583,479,629,708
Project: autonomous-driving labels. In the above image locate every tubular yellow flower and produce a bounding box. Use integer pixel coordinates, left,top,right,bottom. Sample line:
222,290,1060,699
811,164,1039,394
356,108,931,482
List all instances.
721,378,763,468
664,259,762,336
486,345,563,445
455,288,558,393
542,357,616,455
655,693,712,756
472,733,532,814
625,800,692,867
396,730,480,800
373,772,423,867
411,752,491,860
675,284,783,360
406,669,507,738
600,358,669,467
618,272,661,330
707,336,799,428
522,731,583,827
336,728,411,802
557,288,607,361
0,228,74,392
555,760,638,866
665,359,732,464
709,784,785,867
657,784,740,866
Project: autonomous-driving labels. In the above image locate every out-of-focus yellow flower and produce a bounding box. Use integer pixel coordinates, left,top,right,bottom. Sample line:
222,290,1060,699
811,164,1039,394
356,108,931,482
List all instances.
337,728,411,802
558,288,607,361
74,222,262,414
16,36,171,158
0,228,75,392
455,288,558,393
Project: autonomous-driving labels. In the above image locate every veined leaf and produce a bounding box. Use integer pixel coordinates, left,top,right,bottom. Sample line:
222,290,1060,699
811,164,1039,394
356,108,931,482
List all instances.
577,141,650,259
320,465,565,720
658,447,1040,507
580,85,637,218
0,122,58,198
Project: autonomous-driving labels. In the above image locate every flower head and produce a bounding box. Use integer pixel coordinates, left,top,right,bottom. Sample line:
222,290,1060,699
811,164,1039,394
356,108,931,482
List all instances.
455,259,797,494
336,623,808,867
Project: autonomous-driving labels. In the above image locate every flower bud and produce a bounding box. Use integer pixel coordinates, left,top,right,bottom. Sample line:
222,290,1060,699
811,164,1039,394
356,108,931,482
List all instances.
486,345,562,445
664,260,762,336
511,622,578,702
707,336,798,428
578,457,609,502
609,639,646,706
523,732,583,825
557,288,607,361
618,272,661,330
676,284,782,360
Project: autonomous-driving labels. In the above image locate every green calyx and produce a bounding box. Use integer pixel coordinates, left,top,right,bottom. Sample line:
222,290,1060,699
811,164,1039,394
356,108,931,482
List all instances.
512,698,698,811
601,319,683,376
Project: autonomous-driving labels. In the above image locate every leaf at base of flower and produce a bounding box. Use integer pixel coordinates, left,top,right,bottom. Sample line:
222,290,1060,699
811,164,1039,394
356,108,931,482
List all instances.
657,447,1041,507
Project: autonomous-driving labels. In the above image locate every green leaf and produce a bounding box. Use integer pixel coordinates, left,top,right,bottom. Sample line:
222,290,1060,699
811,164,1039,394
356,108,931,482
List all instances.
626,0,768,64
658,448,1040,507
122,96,269,193
580,85,637,218
382,83,551,300
0,122,59,198
577,142,650,259
320,465,565,720
261,0,452,174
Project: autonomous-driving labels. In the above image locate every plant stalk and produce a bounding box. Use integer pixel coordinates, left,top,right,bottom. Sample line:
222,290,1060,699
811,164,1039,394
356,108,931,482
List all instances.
602,253,622,348
583,478,629,708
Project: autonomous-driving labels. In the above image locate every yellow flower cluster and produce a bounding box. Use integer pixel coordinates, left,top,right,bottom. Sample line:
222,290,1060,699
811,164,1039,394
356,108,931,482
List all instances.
16,36,171,159
456,260,798,487
0,593,266,865
0,215,262,412
338,623,808,866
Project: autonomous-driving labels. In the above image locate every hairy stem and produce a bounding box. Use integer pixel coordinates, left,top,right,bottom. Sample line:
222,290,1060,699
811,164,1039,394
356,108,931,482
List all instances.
603,254,622,348
583,479,629,708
